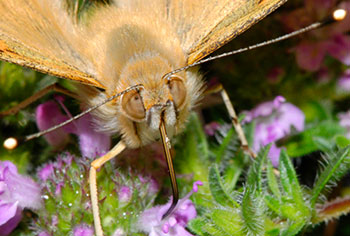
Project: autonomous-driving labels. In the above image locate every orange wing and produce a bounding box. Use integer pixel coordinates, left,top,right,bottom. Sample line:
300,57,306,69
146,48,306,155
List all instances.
0,0,105,89
167,0,288,64
114,0,287,65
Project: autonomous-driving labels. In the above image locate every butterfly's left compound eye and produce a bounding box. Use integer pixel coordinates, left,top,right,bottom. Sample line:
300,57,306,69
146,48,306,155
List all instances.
168,76,186,110
121,89,146,121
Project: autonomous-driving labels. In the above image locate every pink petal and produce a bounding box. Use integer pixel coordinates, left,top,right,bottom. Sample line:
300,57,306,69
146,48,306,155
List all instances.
247,97,305,165
72,114,111,158
243,96,285,123
204,122,221,136
0,202,22,236
295,41,328,71
0,161,41,210
0,201,19,226
278,103,305,133
38,232,51,236
327,34,350,66
268,144,282,167
73,224,94,236
337,69,350,91
35,101,71,147
118,186,132,202
38,163,54,181
138,182,199,236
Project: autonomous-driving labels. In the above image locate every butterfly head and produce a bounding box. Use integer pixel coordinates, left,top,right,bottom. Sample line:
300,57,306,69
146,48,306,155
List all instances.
118,73,189,148
86,53,203,148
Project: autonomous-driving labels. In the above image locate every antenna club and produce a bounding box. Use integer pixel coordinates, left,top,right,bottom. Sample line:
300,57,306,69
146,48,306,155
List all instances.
4,137,18,150
333,9,347,21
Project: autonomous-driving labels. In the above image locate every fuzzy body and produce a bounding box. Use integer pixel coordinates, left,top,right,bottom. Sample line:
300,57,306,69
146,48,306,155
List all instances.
76,3,204,147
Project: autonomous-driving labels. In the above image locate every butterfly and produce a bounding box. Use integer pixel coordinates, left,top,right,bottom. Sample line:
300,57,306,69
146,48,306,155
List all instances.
0,0,287,235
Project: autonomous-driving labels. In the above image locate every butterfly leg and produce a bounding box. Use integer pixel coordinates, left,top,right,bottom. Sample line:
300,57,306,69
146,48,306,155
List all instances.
205,83,256,158
0,83,77,117
89,141,127,236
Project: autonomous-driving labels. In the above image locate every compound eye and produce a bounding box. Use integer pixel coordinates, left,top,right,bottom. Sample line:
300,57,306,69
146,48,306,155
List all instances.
121,90,145,121
168,76,186,109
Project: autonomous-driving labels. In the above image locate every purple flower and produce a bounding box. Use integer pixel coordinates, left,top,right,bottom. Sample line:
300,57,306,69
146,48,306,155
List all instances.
118,186,132,203
37,154,77,198
337,69,350,92
0,161,41,236
112,228,125,236
35,97,111,158
138,181,202,236
338,111,350,138
243,96,286,123
243,96,305,166
327,34,350,66
54,182,64,196
73,224,94,236
204,122,221,136
139,175,160,196
38,232,51,236
35,97,72,148
71,114,111,158
38,163,54,181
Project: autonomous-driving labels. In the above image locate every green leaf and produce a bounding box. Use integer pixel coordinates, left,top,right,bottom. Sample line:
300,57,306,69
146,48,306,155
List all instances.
244,121,256,151
280,203,303,221
265,195,281,215
223,160,243,191
241,188,264,236
335,135,350,148
280,220,306,236
266,161,281,198
212,209,243,235
266,229,281,236
215,127,235,163
174,113,210,188
303,100,332,123
202,223,230,236
246,145,269,193
279,150,309,217
313,136,334,152
209,164,238,207
286,121,346,157
188,217,209,236
310,147,350,208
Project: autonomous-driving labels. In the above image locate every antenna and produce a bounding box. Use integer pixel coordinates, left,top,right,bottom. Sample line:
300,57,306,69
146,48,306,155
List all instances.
3,84,144,149
162,8,347,80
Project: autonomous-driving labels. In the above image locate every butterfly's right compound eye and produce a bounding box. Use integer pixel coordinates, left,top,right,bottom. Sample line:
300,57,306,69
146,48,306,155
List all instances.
121,89,146,121
167,76,187,110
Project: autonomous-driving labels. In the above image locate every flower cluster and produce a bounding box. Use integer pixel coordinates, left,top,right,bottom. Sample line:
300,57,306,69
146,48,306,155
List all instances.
0,161,41,236
33,152,164,235
243,96,305,166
